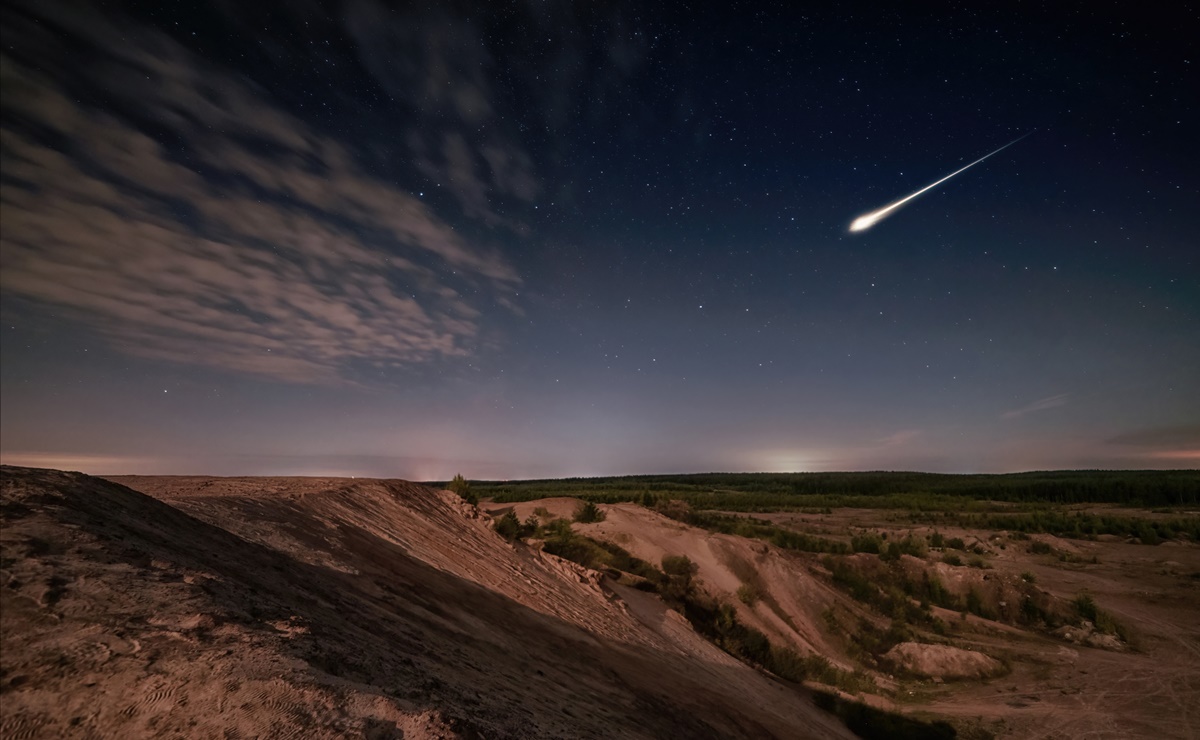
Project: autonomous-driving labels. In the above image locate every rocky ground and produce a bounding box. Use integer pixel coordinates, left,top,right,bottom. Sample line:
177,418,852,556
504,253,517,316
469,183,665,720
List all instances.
0,467,852,739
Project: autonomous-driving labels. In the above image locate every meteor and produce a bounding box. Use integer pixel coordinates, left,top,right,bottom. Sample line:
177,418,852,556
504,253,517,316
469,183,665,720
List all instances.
848,132,1032,233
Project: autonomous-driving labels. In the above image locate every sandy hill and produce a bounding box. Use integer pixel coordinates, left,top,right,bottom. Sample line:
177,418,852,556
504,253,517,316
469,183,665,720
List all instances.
0,467,852,739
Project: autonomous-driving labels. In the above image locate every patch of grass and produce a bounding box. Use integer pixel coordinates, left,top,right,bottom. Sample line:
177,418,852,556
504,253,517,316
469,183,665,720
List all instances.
1072,592,1133,643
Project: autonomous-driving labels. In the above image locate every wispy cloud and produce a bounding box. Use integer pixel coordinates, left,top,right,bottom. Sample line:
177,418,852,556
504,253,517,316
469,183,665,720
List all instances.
1001,393,1069,420
877,429,922,447
0,6,519,385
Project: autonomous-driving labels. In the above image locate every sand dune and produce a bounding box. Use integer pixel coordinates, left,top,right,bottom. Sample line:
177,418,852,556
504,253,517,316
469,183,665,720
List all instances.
1,467,852,739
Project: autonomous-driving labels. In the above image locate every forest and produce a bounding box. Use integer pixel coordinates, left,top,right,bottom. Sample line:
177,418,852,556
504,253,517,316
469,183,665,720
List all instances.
453,470,1200,510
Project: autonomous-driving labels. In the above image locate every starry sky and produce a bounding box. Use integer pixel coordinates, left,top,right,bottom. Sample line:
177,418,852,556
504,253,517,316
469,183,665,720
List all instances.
2,1,1197,479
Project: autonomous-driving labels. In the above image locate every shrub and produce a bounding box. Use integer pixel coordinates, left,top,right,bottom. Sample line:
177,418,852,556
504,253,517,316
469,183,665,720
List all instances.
929,531,945,548
655,499,692,521
1072,593,1098,622
661,555,697,603
852,532,883,554
968,555,987,569
965,587,994,619
1072,592,1132,642
737,582,762,606
493,511,522,540
946,537,966,550
1029,540,1054,555
942,553,963,566
574,500,607,523
448,473,477,505
1020,571,1036,583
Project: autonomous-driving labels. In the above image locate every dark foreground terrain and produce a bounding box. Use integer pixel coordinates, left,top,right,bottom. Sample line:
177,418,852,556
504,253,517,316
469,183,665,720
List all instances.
1,466,853,739
3,466,1198,738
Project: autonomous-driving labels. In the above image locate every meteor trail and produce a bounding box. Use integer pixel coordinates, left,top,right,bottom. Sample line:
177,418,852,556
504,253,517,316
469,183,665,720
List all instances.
849,133,1032,233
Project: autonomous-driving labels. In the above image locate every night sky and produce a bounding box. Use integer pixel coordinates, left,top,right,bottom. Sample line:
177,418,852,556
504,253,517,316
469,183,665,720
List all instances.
2,1,1197,478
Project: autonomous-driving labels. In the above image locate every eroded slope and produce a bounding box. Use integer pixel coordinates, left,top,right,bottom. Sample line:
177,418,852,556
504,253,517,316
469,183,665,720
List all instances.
1,468,851,739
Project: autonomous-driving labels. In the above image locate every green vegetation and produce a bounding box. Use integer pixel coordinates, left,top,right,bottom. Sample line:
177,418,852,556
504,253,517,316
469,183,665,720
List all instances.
824,555,958,617
1072,593,1132,643
812,691,957,740
516,523,877,696
940,511,1200,542
653,500,852,554
574,500,607,523
456,472,1200,548
447,473,477,506
736,581,762,606
493,510,541,541
537,519,662,584
464,470,1200,510
667,572,874,693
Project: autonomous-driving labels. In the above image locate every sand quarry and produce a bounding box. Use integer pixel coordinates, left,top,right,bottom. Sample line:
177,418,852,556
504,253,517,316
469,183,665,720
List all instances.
2,466,1198,738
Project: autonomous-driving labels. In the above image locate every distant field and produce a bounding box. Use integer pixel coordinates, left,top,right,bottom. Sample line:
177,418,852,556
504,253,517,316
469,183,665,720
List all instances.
469,470,1200,737
452,471,1200,544
456,470,1200,509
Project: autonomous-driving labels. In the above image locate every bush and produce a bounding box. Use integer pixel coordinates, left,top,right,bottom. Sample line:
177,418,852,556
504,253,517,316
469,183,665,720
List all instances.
946,537,966,550
574,500,607,523
448,473,477,506
852,533,883,554
661,555,697,603
942,553,963,566
655,499,692,521
812,691,956,740
737,582,762,606
494,511,522,540
1072,593,1098,622
965,587,994,619
1020,571,1036,583
1073,592,1131,642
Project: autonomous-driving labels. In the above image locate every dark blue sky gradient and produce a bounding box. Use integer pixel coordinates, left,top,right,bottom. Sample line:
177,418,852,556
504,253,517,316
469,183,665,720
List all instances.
2,1,1197,477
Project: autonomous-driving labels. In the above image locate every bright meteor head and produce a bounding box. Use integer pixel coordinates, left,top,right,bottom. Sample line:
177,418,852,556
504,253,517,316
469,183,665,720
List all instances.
847,132,1032,234
849,213,880,232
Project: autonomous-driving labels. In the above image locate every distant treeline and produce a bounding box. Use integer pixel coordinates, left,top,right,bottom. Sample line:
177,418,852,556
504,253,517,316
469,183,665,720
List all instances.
452,470,1200,509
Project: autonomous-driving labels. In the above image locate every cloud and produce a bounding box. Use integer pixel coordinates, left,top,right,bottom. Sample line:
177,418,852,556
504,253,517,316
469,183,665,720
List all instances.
1000,393,1069,420
344,1,540,226
0,8,519,385
877,429,922,447
343,0,646,225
